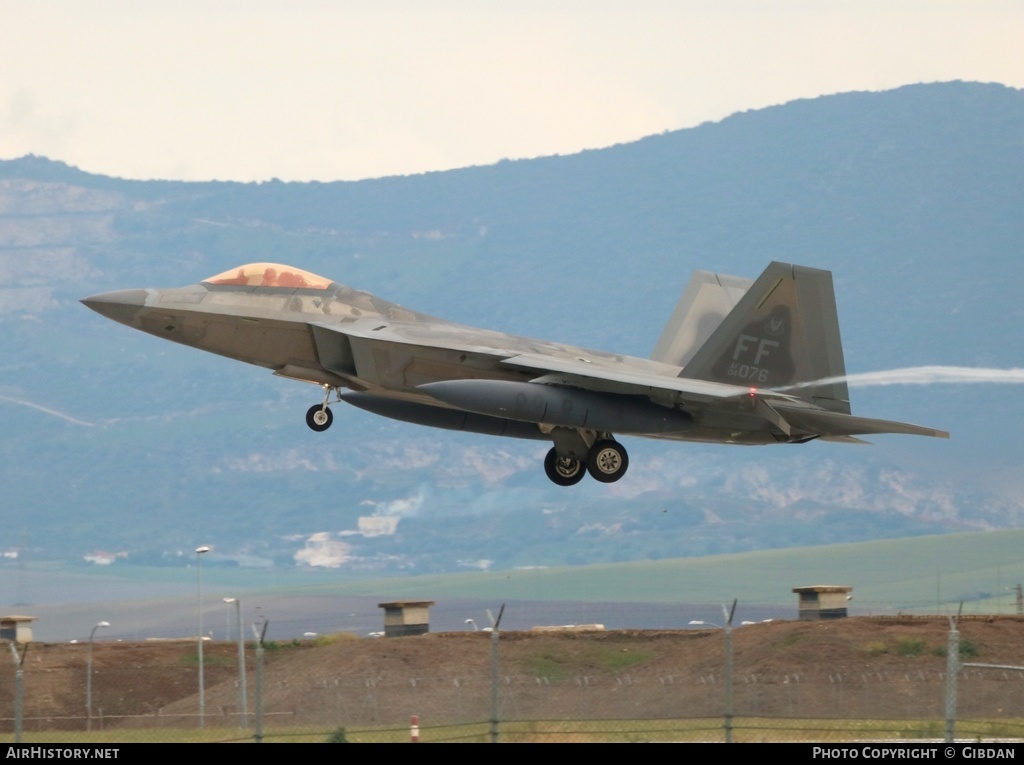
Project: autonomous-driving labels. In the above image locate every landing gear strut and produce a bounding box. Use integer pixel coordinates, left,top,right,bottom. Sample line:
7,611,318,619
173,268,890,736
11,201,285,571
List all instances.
544,438,628,486
306,385,338,432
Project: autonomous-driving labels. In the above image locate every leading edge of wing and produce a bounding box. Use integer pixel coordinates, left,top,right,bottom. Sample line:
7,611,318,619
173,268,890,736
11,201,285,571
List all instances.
500,352,790,403
773,403,950,439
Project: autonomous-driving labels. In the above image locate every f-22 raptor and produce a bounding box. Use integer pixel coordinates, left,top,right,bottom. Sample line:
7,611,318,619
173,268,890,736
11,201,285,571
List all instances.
82,261,948,486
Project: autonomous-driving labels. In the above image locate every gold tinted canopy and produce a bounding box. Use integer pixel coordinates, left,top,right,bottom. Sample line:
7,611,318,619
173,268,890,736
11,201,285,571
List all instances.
204,263,333,290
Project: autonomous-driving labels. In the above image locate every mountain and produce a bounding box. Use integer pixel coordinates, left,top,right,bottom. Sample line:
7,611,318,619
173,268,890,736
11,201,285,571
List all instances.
1,81,1022,572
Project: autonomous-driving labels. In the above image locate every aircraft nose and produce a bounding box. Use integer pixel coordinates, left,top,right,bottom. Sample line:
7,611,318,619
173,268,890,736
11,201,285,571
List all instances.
80,289,149,326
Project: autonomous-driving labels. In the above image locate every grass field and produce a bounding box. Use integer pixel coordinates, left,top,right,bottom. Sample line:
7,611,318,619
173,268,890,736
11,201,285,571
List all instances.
63,527,1024,612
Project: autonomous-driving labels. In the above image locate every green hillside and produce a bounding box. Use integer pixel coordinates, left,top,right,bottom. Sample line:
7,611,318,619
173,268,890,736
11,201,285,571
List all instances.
80,528,1024,613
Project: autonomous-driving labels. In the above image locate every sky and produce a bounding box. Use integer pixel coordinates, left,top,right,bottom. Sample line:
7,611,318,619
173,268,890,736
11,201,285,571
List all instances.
2,1,1022,182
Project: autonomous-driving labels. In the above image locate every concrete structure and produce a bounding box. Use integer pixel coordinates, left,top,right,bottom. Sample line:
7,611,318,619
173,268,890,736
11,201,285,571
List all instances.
530,624,606,633
793,586,852,620
0,616,37,643
378,601,435,637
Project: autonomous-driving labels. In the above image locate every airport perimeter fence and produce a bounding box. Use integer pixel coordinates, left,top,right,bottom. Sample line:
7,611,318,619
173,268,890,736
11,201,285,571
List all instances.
3,630,1024,743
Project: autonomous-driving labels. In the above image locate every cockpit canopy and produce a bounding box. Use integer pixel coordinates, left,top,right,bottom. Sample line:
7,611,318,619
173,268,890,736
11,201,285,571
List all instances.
203,263,333,290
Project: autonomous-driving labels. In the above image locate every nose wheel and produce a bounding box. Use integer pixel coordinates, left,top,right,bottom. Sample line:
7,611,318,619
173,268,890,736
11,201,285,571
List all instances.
306,385,340,432
306,404,333,432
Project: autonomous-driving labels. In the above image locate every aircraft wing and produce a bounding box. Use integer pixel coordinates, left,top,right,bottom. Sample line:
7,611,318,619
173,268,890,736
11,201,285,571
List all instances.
500,353,948,439
500,352,790,403
311,318,514,357
310,312,948,442
310,321,781,403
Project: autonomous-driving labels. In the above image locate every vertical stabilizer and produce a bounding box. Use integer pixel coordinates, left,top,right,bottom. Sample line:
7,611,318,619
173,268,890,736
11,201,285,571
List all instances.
679,262,850,413
651,270,753,368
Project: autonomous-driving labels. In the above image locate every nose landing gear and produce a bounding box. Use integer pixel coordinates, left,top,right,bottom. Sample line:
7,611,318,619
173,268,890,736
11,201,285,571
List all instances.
305,385,339,432
306,404,333,432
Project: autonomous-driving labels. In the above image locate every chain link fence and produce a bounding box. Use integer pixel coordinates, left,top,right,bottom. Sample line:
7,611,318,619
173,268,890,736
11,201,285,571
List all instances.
2,621,1023,743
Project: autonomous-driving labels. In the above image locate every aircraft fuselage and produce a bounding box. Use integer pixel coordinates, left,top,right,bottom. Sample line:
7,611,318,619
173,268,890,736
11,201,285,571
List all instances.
82,262,948,486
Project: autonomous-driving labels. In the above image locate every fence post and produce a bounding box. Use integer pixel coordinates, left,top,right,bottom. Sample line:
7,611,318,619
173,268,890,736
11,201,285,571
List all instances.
944,612,960,744
723,600,736,744
7,642,27,744
252,619,269,743
489,604,505,744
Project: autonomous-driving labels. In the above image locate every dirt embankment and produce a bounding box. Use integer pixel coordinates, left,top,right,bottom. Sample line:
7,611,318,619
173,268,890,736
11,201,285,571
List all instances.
4,617,1023,729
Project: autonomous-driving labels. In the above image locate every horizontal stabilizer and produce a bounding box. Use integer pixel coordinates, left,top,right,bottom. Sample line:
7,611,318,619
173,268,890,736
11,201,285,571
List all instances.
774,404,950,439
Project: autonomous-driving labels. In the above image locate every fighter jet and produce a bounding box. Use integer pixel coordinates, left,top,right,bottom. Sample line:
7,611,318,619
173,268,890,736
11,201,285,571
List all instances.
82,261,948,486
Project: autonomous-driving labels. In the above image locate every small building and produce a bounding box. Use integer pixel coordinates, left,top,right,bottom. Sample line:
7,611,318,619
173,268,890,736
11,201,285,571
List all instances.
0,615,37,644
377,601,435,637
792,586,852,620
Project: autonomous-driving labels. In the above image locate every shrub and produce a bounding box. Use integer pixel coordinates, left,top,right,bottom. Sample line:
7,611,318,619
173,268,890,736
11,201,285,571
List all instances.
326,727,348,743
896,637,925,656
931,639,979,658
863,641,888,656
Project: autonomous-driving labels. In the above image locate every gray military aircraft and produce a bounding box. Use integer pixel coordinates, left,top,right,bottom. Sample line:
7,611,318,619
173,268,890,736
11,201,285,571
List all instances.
82,261,948,486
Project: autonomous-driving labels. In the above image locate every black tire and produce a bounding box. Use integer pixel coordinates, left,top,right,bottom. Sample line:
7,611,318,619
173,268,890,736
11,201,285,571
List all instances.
543,447,585,486
306,404,333,432
586,439,628,483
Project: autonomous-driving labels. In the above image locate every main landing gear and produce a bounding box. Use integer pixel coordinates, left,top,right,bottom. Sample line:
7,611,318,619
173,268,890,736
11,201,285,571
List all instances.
544,448,586,486
543,439,629,486
306,385,339,432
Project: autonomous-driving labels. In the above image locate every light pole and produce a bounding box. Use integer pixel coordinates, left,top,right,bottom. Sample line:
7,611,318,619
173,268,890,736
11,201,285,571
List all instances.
86,620,110,731
195,545,210,728
224,597,248,727
689,599,737,743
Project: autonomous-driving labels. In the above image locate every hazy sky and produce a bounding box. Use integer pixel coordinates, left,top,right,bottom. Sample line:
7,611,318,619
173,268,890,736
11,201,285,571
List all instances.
3,1,1021,182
